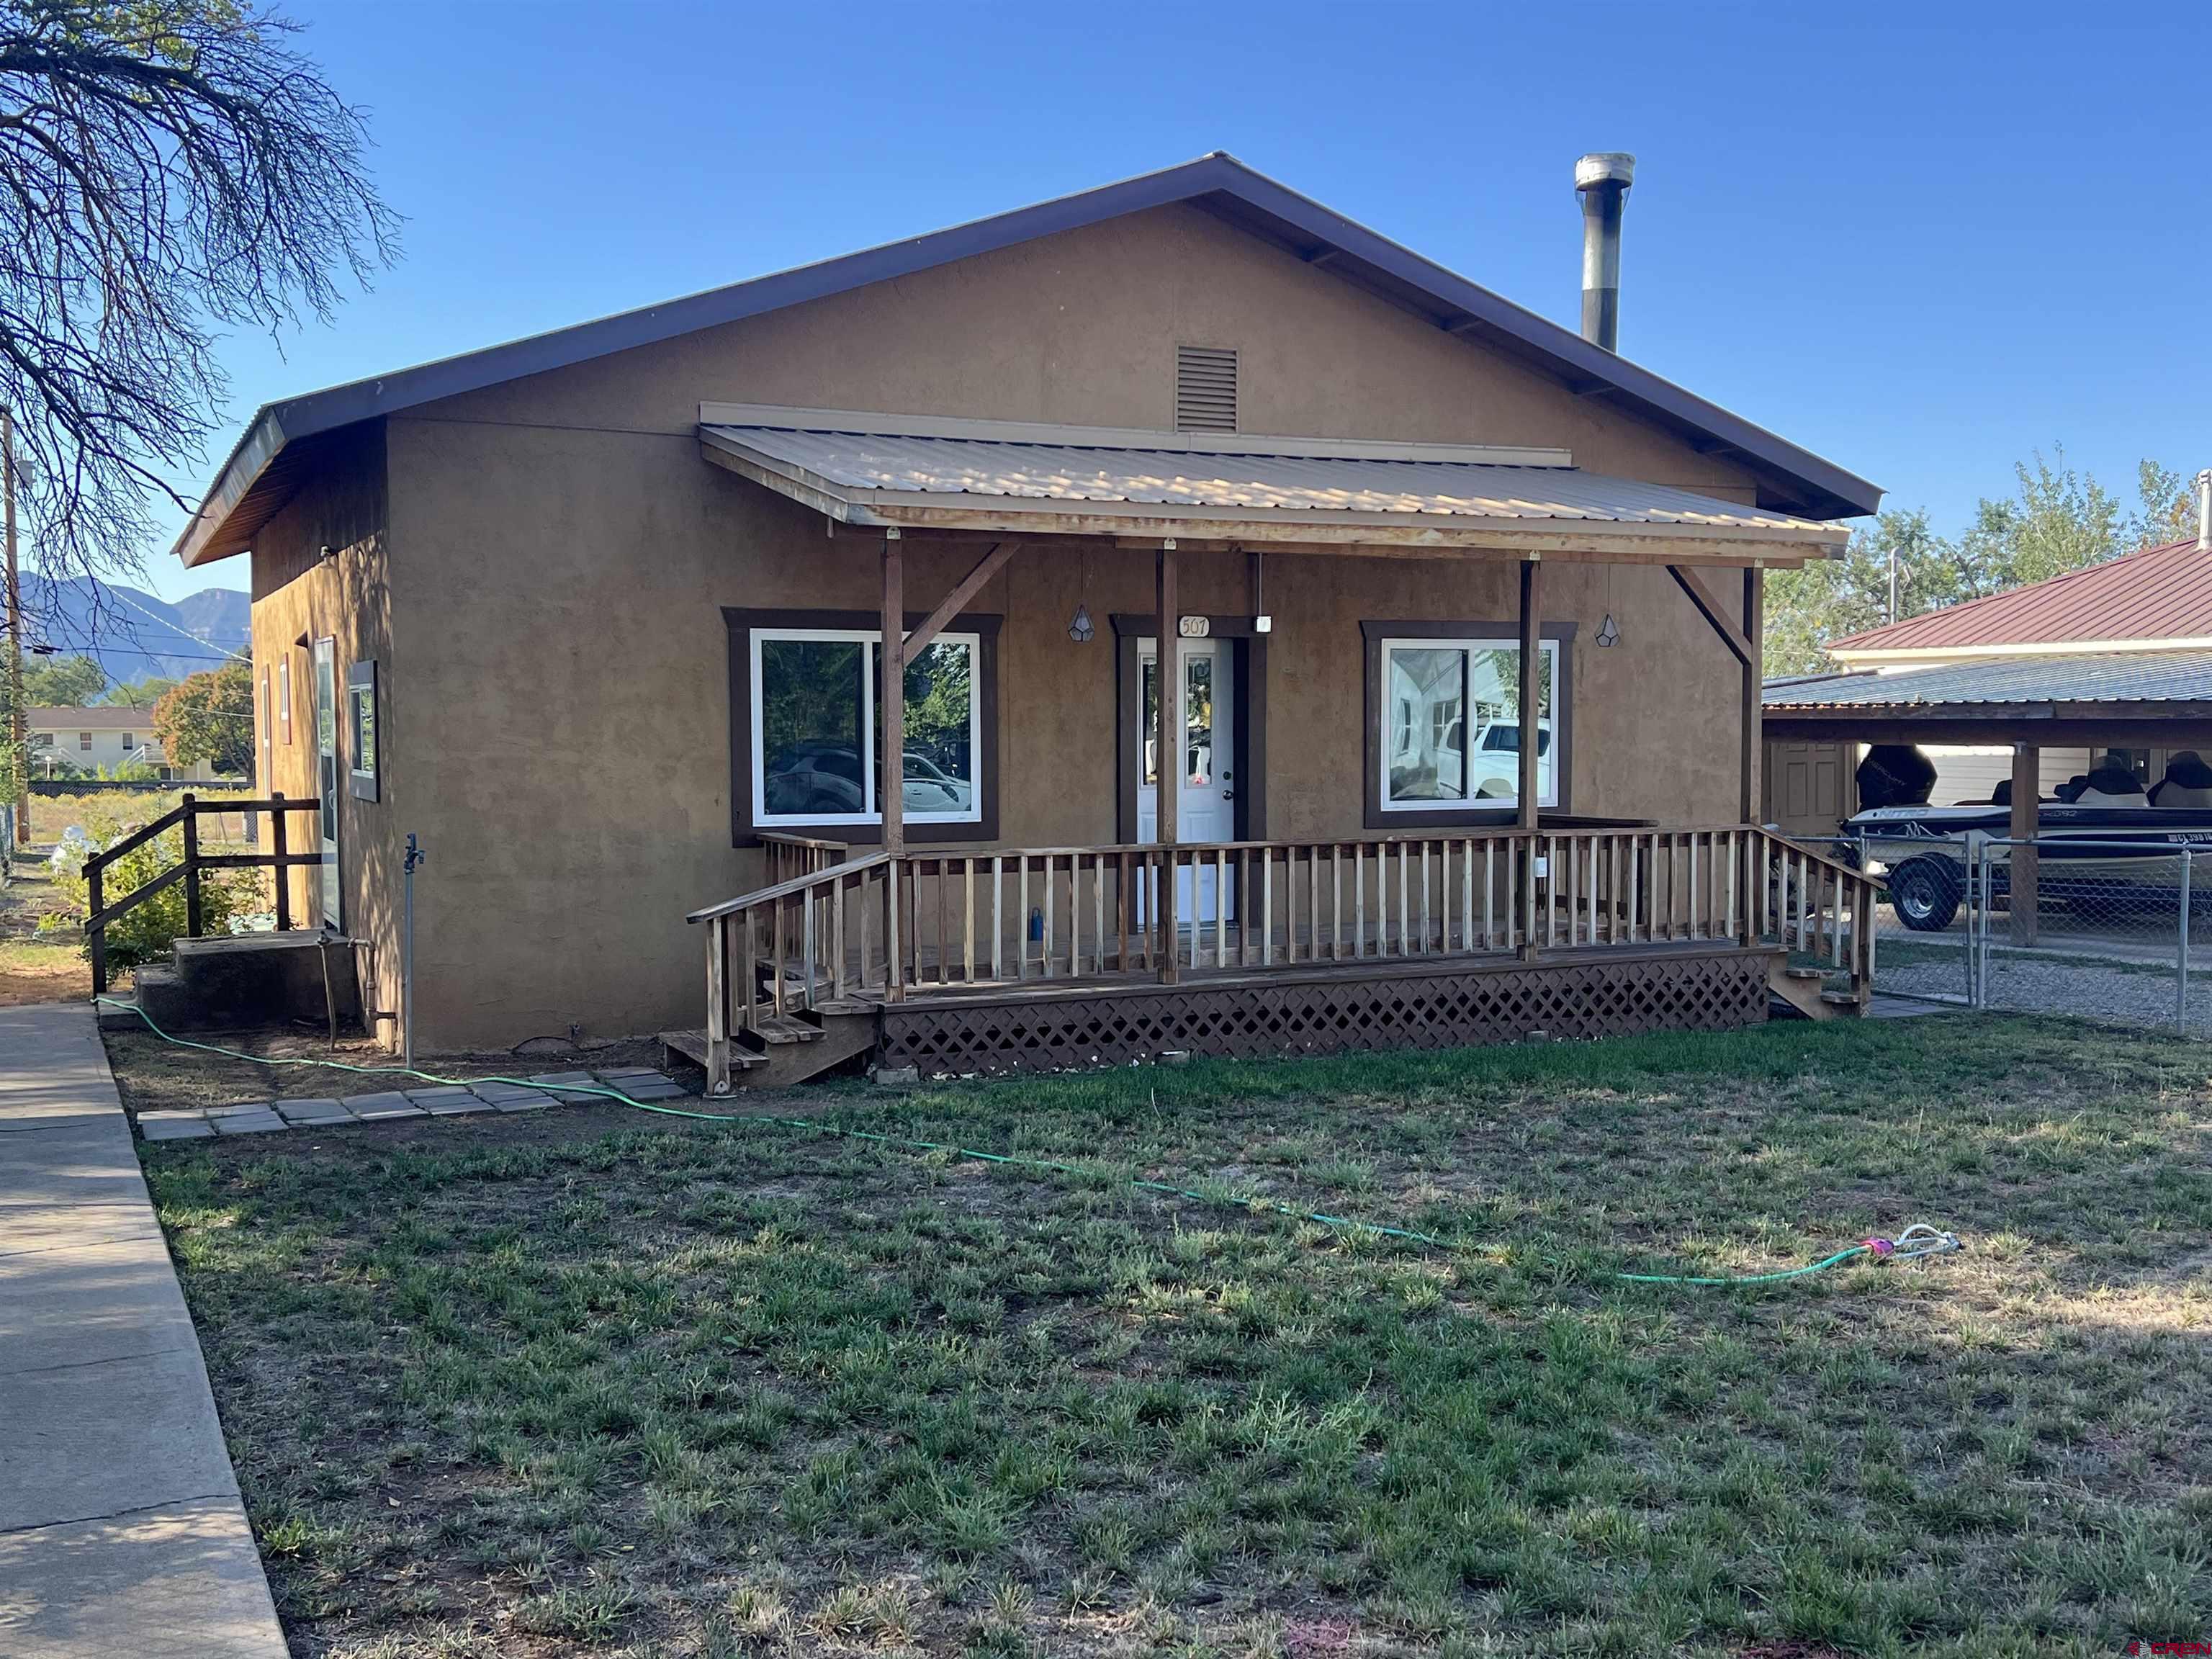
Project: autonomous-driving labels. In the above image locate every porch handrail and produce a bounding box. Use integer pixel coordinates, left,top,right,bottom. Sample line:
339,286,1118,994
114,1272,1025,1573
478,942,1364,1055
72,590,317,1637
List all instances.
687,850,890,924
81,792,325,994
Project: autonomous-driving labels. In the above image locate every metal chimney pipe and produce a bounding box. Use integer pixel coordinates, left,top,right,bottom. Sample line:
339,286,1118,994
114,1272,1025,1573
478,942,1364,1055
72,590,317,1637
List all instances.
1575,153,1636,351
2196,468,2211,552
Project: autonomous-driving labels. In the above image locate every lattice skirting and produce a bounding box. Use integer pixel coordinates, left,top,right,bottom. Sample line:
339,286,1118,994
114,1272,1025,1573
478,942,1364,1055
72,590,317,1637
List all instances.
878,947,1773,1077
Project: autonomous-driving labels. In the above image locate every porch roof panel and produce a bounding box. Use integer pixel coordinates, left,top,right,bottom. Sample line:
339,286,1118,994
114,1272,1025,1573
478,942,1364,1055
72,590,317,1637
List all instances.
698,406,1848,563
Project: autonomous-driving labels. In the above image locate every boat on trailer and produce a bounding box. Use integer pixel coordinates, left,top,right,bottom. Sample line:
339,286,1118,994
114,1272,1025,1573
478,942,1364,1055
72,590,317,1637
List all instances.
1835,748,2212,930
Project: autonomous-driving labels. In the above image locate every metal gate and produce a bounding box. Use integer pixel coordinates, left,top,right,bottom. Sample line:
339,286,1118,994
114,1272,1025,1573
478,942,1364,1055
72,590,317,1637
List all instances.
1849,830,2203,1032
1968,838,2200,1034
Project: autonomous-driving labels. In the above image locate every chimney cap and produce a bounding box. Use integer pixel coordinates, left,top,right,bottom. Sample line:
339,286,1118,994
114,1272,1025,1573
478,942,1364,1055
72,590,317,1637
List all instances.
1575,153,1637,192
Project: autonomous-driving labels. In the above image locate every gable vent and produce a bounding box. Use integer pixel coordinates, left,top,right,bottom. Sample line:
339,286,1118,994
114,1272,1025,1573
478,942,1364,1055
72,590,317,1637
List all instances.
1174,345,1238,432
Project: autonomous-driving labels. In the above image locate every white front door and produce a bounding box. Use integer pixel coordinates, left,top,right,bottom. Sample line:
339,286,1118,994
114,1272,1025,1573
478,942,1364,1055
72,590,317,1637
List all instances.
1137,638,1236,921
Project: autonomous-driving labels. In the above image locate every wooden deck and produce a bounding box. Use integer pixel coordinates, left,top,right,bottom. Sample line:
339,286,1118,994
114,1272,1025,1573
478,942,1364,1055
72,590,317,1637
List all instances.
680,827,1880,1090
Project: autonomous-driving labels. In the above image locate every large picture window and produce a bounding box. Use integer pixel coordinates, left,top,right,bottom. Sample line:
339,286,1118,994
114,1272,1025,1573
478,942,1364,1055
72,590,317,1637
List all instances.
1363,623,1570,826
745,623,985,830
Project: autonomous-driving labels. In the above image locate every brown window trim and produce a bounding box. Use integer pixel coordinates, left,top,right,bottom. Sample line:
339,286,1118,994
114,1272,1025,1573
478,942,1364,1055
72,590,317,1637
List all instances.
1110,614,1268,845
725,606,1001,848
1361,619,1575,831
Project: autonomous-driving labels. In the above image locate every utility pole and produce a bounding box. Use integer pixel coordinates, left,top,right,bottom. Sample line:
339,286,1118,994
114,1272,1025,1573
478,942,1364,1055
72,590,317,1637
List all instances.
3,408,27,846
1887,544,1899,626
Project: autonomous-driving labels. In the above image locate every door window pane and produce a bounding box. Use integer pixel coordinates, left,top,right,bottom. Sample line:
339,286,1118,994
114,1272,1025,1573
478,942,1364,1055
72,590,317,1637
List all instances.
1183,655,1213,786
760,638,866,818
1142,659,1159,786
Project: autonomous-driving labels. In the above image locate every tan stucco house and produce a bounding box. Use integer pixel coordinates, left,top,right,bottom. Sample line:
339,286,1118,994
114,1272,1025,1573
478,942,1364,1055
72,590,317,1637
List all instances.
174,155,1884,1069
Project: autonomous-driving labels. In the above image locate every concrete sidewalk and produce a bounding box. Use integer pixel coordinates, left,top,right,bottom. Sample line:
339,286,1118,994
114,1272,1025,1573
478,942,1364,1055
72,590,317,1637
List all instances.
0,1002,286,1658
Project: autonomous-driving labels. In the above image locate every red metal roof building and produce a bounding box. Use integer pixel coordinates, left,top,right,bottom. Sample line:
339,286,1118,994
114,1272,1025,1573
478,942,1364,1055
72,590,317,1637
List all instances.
1827,537,2212,665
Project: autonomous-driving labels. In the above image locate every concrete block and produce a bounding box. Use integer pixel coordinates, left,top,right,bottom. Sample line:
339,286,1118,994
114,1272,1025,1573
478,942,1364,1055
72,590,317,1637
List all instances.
204,1102,272,1119
493,1092,552,1112
343,1090,421,1120
873,1064,921,1087
275,1098,352,1126
210,1111,286,1135
169,932,361,1033
467,1081,543,1104
529,1071,607,1102
138,1118,215,1142
605,1077,688,1101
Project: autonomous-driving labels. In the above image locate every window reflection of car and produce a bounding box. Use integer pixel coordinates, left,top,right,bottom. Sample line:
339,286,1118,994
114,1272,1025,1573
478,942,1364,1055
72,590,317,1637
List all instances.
1472,719,1550,798
765,742,972,816
901,751,974,813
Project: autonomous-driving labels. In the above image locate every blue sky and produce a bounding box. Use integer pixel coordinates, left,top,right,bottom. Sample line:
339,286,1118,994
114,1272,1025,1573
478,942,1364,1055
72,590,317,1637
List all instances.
150,0,2212,601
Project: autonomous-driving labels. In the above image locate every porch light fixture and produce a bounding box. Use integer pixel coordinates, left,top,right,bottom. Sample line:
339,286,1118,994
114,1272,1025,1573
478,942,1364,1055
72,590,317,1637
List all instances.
1068,602,1094,643
1596,613,1619,648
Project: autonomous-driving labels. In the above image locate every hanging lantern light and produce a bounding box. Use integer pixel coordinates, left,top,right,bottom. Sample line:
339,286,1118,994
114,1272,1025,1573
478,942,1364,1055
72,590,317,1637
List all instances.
1596,613,1620,648
1068,602,1094,643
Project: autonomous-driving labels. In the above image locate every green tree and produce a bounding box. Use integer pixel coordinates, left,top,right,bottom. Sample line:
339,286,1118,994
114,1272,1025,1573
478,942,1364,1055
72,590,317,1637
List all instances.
101,675,180,708
1763,449,2188,677
151,660,252,775
1764,508,1965,676
1958,446,2123,590
2130,460,2197,547
19,653,107,705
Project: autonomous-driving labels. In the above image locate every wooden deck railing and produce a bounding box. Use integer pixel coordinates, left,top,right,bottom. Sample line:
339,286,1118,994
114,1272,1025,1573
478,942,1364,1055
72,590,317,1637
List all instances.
81,792,324,993
687,825,1883,1092
757,831,851,886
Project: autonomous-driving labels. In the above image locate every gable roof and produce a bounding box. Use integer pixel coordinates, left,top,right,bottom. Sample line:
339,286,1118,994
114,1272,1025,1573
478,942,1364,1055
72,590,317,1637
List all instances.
25,706,158,731
175,152,1882,568
1827,537,2211,658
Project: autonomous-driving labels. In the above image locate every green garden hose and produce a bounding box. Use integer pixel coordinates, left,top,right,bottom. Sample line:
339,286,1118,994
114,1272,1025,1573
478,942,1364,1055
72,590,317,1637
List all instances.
98,997,1960,1289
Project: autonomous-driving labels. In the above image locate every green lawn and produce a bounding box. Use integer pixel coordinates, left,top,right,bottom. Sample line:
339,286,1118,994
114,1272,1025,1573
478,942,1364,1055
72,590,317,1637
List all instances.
138,1016,2212,1658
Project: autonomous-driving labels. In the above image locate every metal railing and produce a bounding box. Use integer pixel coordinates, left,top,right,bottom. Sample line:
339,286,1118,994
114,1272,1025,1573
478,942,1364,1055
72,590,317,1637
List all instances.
687,825,1883,1093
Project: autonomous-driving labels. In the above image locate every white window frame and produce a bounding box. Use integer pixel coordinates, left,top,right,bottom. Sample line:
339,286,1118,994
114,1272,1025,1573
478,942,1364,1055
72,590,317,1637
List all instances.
1377,637,1559,814
748,626,983,829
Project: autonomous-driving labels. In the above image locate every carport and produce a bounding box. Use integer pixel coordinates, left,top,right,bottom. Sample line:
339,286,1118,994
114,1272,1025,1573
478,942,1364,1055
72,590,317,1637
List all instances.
1764,652,2212,943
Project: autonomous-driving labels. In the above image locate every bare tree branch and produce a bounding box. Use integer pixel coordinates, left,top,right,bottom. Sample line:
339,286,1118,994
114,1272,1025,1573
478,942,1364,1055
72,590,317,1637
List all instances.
0,0,397,616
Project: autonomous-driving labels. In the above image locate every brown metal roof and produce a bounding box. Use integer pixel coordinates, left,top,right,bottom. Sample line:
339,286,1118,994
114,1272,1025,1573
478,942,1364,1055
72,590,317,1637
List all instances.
699,411,1841,547
1828,538,2212,655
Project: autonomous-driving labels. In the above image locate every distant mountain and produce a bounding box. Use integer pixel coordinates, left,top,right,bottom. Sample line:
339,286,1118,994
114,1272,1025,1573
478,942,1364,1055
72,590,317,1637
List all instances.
18,575,249,688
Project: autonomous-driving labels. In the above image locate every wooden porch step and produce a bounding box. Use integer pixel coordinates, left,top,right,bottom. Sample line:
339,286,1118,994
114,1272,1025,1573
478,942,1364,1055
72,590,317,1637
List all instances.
747,1015,827,1045
657,1029,767,1071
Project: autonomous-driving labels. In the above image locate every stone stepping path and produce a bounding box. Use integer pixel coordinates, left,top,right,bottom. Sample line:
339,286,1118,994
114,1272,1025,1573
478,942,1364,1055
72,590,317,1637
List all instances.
135,1066,693,1141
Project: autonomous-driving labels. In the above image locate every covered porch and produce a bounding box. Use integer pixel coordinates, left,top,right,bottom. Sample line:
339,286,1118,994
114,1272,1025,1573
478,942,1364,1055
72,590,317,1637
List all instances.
683,407,1879,1087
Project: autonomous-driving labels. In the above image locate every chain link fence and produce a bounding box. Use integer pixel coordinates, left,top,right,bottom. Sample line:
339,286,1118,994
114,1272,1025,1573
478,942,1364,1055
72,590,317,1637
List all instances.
1841,831,2206,1033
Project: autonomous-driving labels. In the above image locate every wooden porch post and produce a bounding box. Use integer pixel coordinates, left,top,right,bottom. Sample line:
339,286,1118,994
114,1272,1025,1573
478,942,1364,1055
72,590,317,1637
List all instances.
881,529,906,999
1518,556,1541,960
1740,565,1763,944
1157,541,1179,984
2010,742,2039,946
